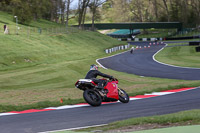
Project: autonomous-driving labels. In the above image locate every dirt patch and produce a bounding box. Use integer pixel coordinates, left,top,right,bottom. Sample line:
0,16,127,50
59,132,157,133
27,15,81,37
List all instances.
99,30,112,34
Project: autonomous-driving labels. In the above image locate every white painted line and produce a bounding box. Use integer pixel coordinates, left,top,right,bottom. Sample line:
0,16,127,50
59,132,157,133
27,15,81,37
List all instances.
47,98,143,110
0,113,18,116
96,50,130,69
145,92,175,96
130,97,142,100
45,104,89,110
38,124,108,133
96,59,108,69
153,44,200,69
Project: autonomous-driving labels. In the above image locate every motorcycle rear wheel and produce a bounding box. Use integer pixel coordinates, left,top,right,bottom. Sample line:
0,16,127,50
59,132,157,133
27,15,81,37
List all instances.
118,88,129,103
83,89,102,106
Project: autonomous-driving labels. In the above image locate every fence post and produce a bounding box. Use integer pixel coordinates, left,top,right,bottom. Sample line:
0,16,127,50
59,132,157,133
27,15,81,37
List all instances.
27,27,30,38
105,49,108,53
135,38,139,41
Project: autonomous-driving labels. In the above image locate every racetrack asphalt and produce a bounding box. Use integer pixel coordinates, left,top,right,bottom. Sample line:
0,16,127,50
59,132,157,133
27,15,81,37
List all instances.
98,42,200,80
0,87,200,133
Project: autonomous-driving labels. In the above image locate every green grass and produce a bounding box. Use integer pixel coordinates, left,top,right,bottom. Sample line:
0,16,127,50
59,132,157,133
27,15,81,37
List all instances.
136,29,176,38
0,11,200,112
155,44,200,68
51,125,200,133
78,109,200,132
132,125,200,133
174,30,200,38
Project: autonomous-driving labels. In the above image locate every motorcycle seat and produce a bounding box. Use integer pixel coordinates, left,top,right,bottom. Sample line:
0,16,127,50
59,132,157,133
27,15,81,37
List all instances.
79,79,92,82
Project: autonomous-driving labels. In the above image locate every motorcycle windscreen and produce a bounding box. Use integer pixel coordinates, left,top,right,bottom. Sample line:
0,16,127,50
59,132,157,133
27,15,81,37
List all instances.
105,82,119,100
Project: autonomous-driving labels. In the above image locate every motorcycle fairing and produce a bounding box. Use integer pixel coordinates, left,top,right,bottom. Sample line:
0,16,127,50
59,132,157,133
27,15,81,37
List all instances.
104,81,119,100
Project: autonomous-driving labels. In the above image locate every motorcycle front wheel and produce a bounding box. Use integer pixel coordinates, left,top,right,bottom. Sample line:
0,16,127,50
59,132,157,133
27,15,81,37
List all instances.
118,88,129,103
83,89,102,106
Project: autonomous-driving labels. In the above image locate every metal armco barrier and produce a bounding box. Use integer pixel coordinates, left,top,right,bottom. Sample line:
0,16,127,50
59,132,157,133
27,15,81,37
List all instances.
196,46,200,52
189,41,200,46
117,38,162,42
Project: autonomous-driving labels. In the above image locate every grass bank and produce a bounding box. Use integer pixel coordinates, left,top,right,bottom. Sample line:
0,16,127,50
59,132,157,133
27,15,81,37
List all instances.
155,44,200,68
136,29,176,38
79,109,200,132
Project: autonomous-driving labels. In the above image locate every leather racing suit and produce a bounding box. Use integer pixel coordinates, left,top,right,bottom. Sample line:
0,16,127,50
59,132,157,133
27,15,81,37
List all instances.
85,70,113,89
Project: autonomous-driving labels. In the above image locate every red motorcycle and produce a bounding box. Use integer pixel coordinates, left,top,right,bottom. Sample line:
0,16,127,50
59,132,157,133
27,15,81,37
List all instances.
75,78,129,106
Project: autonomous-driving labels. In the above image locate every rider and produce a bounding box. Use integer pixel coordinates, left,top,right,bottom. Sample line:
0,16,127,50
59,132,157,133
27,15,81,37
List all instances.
130,46,134,54
85,64,114,92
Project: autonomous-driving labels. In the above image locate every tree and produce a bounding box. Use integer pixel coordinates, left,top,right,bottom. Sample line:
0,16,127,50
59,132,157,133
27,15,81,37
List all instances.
152,0,159,21
41,0,53,20
129,0,146,22
89,0,105,30
50,0,58,22
112,0,129,22
30,0,51,21
162,0,170,21
101,0,114,22
11,0,32,24
60,0,66,24
188,0,200,27
65,0,74,27
0,0,12,12
77,0,90,28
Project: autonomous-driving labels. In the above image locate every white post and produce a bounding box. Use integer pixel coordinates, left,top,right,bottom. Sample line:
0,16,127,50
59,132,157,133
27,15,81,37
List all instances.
14,16,18,35
135,38,139,41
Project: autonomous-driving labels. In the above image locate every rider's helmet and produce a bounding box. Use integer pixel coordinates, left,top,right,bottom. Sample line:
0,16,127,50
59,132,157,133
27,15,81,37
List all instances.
90,64,98,70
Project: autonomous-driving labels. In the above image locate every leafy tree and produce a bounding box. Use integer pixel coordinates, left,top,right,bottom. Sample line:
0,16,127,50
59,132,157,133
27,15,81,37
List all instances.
162,0,170,22
65,0,74,26
112,0,129,22
89,0,105,30
77,0,90,28
12,0,32,24
29,0,52,21
101,0,114,22
0,0,13,12
188,0,200,27
129,0,146,22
